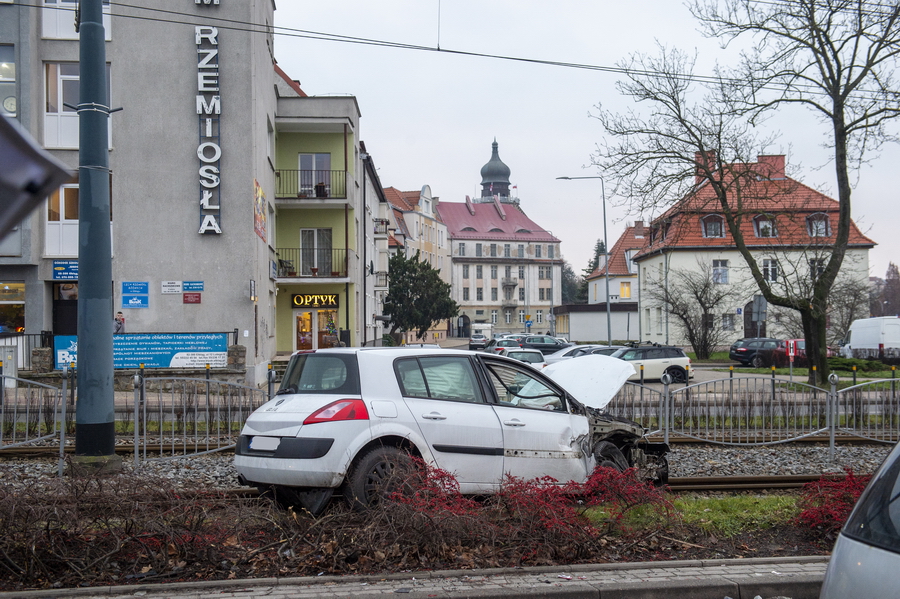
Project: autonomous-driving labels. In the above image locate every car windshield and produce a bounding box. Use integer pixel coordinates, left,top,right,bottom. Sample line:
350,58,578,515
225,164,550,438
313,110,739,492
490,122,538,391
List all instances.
278,353,361,395
843,442,900,554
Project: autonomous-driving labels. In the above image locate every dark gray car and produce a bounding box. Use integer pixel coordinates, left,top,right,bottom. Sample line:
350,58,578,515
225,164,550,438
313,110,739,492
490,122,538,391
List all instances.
520,334,572,355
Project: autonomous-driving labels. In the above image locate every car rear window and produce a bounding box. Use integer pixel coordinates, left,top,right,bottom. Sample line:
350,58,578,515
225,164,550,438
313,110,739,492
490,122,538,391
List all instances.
279,353,360,395
508,351,543,364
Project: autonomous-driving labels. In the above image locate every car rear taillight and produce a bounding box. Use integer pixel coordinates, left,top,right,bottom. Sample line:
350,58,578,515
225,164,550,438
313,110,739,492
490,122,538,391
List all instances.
303,399,369,425
736,347,747,352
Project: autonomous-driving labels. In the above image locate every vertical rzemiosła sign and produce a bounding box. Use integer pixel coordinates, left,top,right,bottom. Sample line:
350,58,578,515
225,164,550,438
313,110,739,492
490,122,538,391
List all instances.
196,25,222,234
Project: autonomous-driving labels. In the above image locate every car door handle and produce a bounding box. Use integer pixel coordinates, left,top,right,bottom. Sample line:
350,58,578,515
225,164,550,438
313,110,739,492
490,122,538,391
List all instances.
421,412,446,420
503,419,526,427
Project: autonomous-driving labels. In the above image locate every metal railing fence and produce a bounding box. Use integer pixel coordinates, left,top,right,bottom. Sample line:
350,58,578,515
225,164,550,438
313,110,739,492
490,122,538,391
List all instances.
0,371,69,476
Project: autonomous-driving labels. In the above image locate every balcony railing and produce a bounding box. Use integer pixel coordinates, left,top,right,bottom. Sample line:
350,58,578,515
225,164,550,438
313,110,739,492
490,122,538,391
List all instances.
374,219,390,235
275,170,348,199
501,277,518,287
501,299,517,308
275,248,349,278
374,271,389,288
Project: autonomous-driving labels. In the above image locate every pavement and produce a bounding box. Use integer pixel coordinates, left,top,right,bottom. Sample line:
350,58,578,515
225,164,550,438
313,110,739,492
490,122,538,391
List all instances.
1,556,829,598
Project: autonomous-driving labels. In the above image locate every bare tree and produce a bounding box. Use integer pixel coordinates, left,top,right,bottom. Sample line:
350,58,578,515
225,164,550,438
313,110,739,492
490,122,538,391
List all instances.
593,1,900,384
643,261,745,359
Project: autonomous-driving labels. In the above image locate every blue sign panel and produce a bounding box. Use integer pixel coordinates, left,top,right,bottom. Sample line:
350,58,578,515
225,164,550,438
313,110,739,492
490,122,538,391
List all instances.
183,281,204,292
122,281,149,295
52,260,79,280
54,333,229,369
122,295,149,309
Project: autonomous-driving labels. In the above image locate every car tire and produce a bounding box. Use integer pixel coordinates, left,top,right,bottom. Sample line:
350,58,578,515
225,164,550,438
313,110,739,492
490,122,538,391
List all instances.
344,446,415,511
751,355,764,368
593,441,629,472
665,366,688,384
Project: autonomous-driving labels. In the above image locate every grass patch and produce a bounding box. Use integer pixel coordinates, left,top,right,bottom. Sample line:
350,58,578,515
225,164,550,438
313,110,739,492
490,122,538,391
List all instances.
686,351,730,362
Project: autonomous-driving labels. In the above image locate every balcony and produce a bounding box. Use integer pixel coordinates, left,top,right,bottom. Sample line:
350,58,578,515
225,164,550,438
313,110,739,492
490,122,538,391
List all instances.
374,218,390,236
501,277,518,287
501,299,517,308
374,271,389,289
276,248,349,278
275,170,348,201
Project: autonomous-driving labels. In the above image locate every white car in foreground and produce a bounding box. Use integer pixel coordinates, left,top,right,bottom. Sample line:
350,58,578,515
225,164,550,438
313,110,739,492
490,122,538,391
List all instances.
235,348,667,514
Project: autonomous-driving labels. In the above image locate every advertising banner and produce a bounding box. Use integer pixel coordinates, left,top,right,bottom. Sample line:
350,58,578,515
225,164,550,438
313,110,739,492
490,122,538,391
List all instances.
54,333,229,369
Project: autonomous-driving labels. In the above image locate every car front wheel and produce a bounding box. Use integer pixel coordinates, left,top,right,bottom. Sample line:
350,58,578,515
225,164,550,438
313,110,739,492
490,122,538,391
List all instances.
344,446,415,511
751,355,764,368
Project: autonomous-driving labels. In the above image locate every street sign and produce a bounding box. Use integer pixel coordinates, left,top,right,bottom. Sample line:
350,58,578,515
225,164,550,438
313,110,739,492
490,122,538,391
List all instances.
525,320,533,327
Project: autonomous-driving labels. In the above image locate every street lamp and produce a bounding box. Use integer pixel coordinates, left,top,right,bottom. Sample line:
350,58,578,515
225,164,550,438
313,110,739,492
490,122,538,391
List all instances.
557,176,611,347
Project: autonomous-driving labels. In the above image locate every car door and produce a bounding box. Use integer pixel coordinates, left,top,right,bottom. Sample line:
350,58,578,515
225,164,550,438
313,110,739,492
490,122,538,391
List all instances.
395,356,505,491
478,356,592,484
643,348,668,379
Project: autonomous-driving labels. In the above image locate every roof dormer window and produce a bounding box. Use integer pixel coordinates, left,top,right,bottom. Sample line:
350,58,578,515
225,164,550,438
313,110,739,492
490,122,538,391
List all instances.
753,214,778,238
701,214,725,238
807,213,830,237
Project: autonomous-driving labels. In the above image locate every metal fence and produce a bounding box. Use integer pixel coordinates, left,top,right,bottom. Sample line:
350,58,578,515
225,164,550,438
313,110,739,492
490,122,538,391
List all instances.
0,373,69,475
607,372,900,456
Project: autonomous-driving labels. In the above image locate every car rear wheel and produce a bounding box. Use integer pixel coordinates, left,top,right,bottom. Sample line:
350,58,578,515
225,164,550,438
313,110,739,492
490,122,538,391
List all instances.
751,355,764,368
344,446,415,511
665,366,688,384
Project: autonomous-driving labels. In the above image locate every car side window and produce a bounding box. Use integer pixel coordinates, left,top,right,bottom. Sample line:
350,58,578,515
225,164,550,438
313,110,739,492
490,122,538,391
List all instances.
482,359,565,411
619,349,641,361
764,341,777,349
645,348,666,360
395,356,484,403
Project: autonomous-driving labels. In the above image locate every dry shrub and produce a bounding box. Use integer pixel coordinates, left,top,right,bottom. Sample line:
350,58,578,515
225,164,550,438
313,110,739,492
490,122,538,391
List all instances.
794,468,871,542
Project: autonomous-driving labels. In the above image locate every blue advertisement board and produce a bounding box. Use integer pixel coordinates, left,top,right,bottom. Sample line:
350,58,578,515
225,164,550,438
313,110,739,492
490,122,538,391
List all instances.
52,260,79,280
183,281,204,292
54,333,229,369
122,281,150,309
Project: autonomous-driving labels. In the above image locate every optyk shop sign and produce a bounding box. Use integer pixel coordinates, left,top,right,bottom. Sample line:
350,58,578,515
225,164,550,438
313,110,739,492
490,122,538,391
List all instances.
291,294,339,308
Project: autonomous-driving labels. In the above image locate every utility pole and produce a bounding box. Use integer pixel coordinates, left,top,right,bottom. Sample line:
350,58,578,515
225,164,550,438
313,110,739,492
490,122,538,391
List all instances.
74,0,119,472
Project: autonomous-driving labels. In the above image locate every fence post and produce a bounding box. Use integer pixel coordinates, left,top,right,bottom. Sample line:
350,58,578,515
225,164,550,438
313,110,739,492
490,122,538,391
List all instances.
267,363,275,400
133,369,143,468
828,373,839,462
58,364,68,477
771,365,777,404
0,360,4,409
852,365,857,386
661,372,672,445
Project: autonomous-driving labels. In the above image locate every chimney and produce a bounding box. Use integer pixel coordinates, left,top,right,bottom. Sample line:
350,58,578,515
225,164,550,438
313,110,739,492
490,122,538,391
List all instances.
633,220,644,238
757,155,785,179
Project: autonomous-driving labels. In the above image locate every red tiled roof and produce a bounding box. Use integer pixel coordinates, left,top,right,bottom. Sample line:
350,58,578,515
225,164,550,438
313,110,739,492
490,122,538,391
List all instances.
634,158,874,259
384,187,415,211
588,223,646,279
437,200,560,243
273,63,308,97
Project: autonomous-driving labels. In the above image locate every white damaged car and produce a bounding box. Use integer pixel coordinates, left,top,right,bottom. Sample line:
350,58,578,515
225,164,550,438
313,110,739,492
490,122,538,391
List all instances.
235,348,668,514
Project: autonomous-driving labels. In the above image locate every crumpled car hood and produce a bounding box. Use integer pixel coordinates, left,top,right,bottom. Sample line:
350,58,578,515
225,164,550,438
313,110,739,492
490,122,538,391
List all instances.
543,354,635,409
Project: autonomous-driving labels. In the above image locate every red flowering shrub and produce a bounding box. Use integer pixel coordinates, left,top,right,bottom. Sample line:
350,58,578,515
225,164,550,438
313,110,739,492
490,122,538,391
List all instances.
794,469,871,539
580,466,673,529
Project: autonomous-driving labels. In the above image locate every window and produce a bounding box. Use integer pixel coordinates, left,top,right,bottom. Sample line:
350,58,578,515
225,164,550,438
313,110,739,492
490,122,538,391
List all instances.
753,214,777,238
491,310,497,324
503,244,511,257
491,287,498,301
810,258,826,281
644,308,651,331
762,259,778,282
518,244,524,258
43,0,112,40
491,265,497,279
44,63,79,148
490,244,497,257
475,243,482,257
0,46,15,118
518,310,525,324
463,287,470,301
519,287,525,301
458,242,465,256
536,310,543,324
620,282,631,299
656,307,663,333
462,265,469,279
505,310,512,324
46,181,79,256
807,213,830,237
536,245,542,258
476,265,483,279
483,360,564,411
505,265,511,278
395,357,483,402
701,215,725,238
702,313,715,330
300,228,333,275
476,288,483,301
539,288,545,301
712,260,729,284
722,314,735,331
548,245,554,259
299,153,333,198
0,282,25,333
518,266,525,279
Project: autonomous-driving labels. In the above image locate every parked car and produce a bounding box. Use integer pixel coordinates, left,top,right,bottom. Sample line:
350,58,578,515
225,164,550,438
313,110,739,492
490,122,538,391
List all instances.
499,347,548,368
588,345,629,357
839,316,900,363
728,337,780,368
483,337,522,354
819,439,900,598
769,338,835,367
520,334,573,355
234,349,669,514
609,345,693,382
468,333,489,351
544,344,607,364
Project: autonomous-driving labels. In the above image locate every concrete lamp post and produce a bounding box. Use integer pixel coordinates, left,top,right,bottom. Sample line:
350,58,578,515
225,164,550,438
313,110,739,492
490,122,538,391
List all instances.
556,176,612,347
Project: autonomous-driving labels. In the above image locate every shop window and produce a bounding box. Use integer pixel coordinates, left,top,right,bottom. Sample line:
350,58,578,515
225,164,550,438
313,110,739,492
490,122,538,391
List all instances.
0,282,25,333
0,45,15,118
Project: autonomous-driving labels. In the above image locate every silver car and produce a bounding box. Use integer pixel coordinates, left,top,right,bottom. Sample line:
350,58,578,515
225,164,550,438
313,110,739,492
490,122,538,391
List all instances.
820,439,900,598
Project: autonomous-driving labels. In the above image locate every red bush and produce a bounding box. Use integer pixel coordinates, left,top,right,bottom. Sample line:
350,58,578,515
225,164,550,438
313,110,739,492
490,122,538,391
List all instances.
794,469,871,538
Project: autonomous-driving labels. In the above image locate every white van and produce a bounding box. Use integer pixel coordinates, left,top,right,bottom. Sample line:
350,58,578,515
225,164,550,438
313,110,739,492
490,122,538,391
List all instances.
840,316,900,362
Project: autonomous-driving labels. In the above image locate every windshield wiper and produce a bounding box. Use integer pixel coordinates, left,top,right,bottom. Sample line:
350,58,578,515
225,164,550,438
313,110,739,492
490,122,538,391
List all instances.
274,385,297,396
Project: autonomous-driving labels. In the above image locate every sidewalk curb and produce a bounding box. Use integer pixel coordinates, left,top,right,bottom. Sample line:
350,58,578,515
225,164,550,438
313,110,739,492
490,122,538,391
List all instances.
0,556,830,599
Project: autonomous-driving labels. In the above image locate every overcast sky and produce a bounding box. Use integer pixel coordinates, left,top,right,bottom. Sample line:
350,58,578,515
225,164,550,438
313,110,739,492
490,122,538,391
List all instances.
273,1,898,281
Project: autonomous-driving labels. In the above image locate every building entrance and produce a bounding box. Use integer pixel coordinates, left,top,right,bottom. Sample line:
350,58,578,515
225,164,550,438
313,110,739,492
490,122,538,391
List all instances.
295,309,339,351
52,283,78,335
